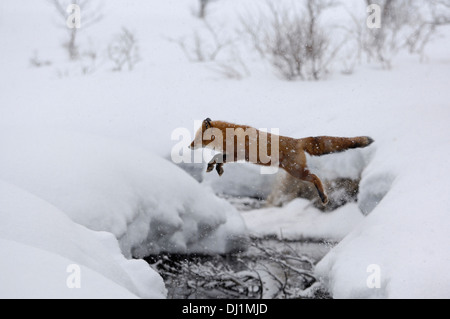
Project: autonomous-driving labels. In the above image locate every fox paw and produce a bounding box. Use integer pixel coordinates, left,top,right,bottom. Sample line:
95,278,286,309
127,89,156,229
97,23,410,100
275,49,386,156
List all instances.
319,193,329,206
206,163,215,173
216,164,224,176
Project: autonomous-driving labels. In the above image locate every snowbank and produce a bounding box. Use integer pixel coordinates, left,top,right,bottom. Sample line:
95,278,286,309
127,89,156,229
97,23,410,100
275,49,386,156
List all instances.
316,169,450,298
0,129,247,258
316,141,450,298
0,181,166,299
315,63,450,298
243,199,364,241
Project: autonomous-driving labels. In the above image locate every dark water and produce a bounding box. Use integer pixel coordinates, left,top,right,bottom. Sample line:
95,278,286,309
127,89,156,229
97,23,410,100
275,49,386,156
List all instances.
145,196,334,299
146,238,333,299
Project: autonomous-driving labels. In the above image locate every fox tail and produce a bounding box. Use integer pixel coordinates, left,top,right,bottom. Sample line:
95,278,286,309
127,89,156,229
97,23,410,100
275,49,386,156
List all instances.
301,136,374,156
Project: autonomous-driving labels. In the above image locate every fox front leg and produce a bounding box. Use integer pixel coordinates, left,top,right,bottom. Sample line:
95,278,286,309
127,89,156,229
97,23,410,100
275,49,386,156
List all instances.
206,154,227,176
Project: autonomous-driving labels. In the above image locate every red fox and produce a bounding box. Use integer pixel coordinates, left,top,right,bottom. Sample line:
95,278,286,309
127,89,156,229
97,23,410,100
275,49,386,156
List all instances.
190,118,374,205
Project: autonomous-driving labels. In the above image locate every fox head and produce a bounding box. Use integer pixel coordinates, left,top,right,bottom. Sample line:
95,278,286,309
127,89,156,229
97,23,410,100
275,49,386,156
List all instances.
189,118,218,150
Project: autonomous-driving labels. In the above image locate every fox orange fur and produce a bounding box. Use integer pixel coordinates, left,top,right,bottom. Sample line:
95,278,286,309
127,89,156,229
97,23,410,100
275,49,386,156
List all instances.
190,118,374,205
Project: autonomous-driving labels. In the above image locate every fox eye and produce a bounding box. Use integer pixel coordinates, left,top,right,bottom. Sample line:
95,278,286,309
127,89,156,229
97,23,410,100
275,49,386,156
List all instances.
211,135,215,141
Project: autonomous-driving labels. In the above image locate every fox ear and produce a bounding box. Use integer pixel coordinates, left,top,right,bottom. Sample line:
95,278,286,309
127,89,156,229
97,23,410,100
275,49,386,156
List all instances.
204,118,212,129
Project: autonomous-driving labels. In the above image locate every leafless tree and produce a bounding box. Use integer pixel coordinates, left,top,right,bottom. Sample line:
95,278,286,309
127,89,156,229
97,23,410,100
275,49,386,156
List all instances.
108,27,141,71
48,0,103,60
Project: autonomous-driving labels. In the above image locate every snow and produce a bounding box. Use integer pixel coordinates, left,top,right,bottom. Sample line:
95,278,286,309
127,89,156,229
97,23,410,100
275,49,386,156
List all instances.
243,200,364,242
202,163,277,198
0,128,247,257
0,180,166,299
0,239,138,299
0,0,450,299
316,109,450,298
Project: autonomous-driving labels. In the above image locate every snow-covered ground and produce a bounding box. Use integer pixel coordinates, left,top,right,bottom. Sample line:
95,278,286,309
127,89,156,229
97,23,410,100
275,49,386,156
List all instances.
0,128,247,258
0,180,166,298
1,0,449,298
243,200,364,242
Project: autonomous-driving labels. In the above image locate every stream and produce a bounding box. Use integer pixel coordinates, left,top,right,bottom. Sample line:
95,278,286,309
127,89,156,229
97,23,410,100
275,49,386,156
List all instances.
145,195,334,299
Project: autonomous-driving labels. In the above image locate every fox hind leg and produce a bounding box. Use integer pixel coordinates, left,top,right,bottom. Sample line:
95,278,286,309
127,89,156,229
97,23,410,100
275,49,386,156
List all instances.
303,172,328,205
284,164,329,205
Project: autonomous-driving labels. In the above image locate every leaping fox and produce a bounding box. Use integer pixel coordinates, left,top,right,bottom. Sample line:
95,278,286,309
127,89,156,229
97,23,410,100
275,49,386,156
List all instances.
190,118,374,205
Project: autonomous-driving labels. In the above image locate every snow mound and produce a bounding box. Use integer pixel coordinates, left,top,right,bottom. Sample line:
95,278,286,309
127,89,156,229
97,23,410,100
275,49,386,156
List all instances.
306,147,374,182
0,239,139,299
0,180,166,299
316,172,450,298
357,170,396,216
315,69,450,298
0,128,247,257
242,199,364,241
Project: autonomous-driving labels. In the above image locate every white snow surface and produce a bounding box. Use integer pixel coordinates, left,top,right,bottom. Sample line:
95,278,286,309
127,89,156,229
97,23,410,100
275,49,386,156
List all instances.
0,0,449,299
202,162,277,198
0,180,166,299
0,129,247,257
243,200,364,242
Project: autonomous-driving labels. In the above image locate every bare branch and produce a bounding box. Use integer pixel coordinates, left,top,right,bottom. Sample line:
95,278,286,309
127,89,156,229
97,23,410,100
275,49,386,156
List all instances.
241,0,339,80
169,20,233,63
108,27,141,71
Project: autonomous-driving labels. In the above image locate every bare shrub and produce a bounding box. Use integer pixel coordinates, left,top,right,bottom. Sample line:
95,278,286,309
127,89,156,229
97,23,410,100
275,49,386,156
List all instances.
407,0,450,59
241,0,341,81
198,0,210,19
431,0,450,25
48,0,103,61
363,0,414,68
79,45,99,75
108,27,141,71
209,48,251,80
170,21,232,63
334,8,366,75
29,51,52,68
361,0,450,68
